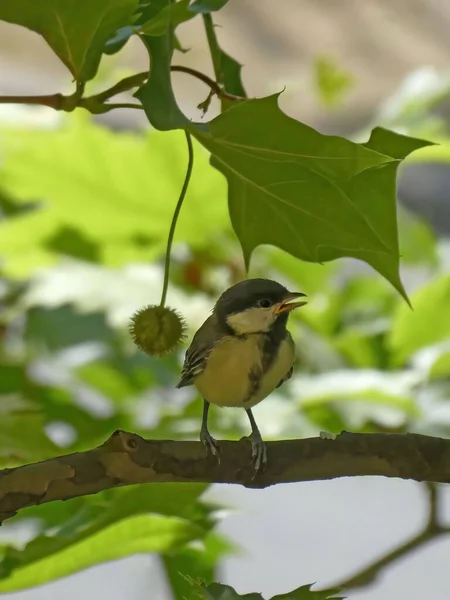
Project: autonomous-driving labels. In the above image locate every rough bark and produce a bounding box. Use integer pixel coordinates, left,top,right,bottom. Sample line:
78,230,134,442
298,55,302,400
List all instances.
1,430,450,523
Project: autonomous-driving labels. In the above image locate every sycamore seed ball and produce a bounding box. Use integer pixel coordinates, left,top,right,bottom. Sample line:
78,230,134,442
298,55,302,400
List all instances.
129,304,186,357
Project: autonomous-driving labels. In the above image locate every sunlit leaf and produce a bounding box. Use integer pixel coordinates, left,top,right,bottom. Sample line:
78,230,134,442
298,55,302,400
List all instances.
301,389,418,416
314,56,354,107
397,205,437,266
0,0,139,81
0,514,201,592
0,118,227,276
429,351,450,379
389,275,450,364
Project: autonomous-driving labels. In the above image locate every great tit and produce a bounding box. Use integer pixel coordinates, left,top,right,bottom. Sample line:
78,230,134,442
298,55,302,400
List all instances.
176,278,307,471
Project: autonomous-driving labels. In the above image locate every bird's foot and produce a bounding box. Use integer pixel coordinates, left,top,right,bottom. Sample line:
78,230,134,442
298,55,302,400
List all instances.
250,431,267,474
200,428,221,462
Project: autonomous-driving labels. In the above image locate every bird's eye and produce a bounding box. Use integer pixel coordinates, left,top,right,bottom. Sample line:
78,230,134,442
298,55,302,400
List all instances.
257,299,272,308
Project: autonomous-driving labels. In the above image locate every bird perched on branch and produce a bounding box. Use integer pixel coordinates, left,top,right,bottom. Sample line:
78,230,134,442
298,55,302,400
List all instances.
176,278,307,472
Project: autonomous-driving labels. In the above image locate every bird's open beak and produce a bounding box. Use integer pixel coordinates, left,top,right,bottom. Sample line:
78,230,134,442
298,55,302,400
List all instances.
275,292,307,314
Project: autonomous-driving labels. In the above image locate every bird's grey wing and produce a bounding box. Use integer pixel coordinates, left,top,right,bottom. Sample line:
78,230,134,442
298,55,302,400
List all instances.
275,333,295,389
176,315,216,388
276,364,293,389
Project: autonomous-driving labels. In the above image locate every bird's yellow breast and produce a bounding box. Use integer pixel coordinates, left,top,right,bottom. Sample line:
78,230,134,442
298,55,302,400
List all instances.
194,335,295,408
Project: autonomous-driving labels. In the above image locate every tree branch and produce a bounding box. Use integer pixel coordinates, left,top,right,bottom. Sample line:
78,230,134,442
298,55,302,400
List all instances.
2,430,450,524
0,94,69,110
321,482,450,593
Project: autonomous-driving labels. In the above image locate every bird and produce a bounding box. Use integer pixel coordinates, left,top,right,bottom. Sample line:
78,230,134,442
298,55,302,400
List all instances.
176,278,307,472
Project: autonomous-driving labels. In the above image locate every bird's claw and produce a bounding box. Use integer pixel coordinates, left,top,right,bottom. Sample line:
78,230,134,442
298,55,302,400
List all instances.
250,431,267,475
200,428,221,463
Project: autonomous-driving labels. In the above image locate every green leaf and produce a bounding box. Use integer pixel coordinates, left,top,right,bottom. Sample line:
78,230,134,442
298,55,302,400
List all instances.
272,583,343,600
26,383,122,449
98,483,211,526
136,32,189,129
389,275,450,364
334,330,384,368
135,0,190,130
103,25,135,54
163,533,234,600
0,0,139,82
196,582,342,600
106,0,195,57
302,389,418,417
25,305,114,351
140,0,195,35
220,50,246,97
201,582,263,600
0,118,227,276
402,138,450,164
429,352,450,379
192,96,431,299
397,205,437,266
314,56,354,108
0,188,40,219
0,409,58,462
0,514,200,592
189,0,230,13
44,225,101,262
0,482,211,589
76,361,144,404
0,364,25,394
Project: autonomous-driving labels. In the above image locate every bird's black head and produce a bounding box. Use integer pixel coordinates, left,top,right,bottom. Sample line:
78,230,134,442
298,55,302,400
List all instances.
215,278,306,335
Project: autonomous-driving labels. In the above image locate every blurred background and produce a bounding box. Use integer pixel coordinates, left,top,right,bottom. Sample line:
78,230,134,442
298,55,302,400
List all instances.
1,0,450,598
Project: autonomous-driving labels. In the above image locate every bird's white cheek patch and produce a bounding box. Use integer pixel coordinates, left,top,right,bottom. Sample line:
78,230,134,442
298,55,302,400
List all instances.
227,307,274,334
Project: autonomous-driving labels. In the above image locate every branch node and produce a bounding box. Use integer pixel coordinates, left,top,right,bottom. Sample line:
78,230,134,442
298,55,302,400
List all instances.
106,430,142,453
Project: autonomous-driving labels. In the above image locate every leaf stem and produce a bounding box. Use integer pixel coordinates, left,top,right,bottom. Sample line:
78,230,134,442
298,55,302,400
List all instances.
171,65,243,102
160,131,194,307
83,102,145,114
202,13,222,84
91,72,150,103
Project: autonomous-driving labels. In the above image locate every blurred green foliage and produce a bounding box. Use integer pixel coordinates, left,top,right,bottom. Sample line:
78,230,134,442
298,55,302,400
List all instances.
0,100,449,596
0,1,450,598
314,56,355,108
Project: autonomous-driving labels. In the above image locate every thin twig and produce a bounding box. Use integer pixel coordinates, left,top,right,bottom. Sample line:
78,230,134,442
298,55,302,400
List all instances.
95,103,144,113
321,482,450,593
170,65,243,102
